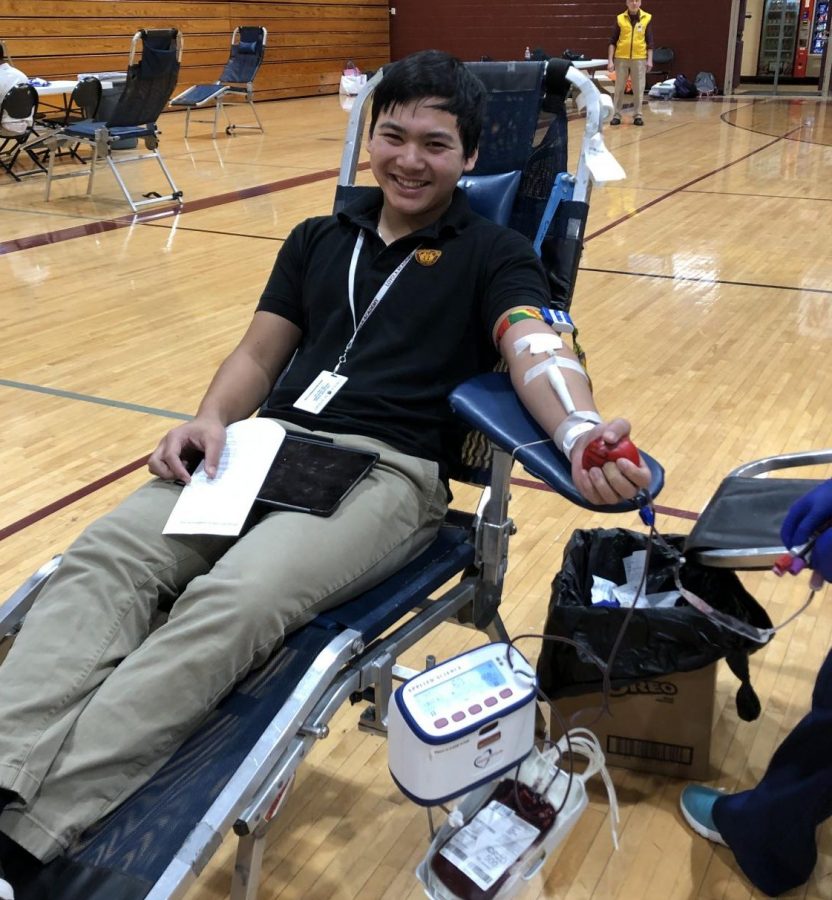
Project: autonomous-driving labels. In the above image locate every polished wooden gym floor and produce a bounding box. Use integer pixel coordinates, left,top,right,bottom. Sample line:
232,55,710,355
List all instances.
2,92,832,899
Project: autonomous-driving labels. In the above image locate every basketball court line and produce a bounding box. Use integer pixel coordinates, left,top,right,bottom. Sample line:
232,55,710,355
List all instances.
3,116,807,538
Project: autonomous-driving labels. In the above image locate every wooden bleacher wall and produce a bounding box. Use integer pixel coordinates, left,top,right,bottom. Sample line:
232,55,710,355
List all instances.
0,0,390,103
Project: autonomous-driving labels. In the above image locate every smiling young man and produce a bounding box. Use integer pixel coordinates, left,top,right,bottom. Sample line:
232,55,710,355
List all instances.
0,50,649,895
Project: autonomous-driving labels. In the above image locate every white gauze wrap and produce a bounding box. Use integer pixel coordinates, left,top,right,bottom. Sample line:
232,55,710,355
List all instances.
514,332,589,417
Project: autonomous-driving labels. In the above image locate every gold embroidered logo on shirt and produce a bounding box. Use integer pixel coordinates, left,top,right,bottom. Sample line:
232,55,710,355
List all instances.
415,249,442,267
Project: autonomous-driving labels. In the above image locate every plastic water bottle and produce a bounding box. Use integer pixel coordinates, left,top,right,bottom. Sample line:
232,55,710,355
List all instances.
524,46,531,60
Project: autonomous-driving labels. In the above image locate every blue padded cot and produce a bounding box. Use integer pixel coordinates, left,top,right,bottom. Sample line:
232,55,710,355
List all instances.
169,27,267,139
6,59,662,900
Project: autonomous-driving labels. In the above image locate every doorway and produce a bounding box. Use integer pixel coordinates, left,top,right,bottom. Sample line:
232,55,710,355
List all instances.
733,0,829,95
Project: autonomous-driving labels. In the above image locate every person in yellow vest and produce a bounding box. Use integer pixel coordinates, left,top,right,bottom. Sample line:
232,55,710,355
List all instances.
607,0,654,126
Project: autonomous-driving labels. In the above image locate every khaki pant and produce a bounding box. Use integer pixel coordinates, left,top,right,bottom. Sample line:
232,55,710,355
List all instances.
0,427,446,860
613,58,647,117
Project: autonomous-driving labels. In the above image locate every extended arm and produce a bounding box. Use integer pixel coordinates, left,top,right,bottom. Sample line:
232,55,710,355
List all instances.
496,311,651,505
148,311,302,482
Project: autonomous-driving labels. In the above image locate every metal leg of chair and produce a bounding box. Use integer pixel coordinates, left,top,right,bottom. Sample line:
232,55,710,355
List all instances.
44,140,57,199
87,140,99,197
106,156,138,212
184,106,191,139
230,831,267,900
213,101,221,140
1,146,23,182
248,99,265,134
154,152,182,202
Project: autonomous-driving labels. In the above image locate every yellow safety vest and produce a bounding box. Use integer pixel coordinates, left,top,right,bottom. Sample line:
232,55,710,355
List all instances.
615,10,652,60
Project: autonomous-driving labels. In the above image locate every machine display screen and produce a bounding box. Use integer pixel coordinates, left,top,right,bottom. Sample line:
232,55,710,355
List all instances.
412,660,506,718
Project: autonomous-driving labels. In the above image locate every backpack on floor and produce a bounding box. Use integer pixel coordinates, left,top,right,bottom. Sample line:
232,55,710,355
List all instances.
695,71,718,96
673,73,698,99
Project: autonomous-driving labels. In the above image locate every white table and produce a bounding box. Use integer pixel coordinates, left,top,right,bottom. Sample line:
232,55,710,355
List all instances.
31,79,80,98
32,76,122,119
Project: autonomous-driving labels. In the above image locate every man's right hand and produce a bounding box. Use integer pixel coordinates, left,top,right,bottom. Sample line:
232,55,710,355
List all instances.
148,418,227,483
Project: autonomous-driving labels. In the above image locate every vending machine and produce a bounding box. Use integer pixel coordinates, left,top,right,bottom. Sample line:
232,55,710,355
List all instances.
757,0,800,77
793,0,828,76
809,0,829,76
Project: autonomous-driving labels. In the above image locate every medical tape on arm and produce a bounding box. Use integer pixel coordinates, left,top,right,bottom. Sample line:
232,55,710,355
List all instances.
553,411,603,460
514,333,590,417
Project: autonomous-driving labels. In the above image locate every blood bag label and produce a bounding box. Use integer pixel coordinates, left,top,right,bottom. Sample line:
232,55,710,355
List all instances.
438,800,540,890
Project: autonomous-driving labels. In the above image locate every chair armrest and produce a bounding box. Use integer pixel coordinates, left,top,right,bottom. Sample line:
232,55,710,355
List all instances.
729,449,832,479
449,372,664,512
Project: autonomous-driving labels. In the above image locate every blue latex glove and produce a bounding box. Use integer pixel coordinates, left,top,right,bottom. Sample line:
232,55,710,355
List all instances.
781,480,832,583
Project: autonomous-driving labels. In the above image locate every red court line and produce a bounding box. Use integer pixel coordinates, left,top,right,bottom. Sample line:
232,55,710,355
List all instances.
510,476,698,522
11,117,784,539
585,125,803,242
0,162,370,256
0,456,149,542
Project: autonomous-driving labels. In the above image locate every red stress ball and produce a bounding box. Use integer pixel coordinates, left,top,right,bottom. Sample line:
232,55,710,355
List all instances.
582,436,640,470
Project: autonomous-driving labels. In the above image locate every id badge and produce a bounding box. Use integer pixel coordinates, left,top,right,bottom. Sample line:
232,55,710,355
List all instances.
292,370,348,414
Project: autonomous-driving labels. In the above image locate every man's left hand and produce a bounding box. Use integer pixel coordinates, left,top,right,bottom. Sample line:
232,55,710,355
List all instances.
571,418,651,505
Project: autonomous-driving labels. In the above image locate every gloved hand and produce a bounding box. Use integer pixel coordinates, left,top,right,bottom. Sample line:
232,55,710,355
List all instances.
781,479,832,583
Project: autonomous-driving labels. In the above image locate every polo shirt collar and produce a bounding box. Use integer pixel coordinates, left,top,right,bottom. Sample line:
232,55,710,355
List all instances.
337,187,475,240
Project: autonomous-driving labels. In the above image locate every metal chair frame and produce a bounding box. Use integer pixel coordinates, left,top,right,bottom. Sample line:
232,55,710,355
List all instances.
688,449,832,570
0,83,46,180
44,30,183,212
170,26,267,139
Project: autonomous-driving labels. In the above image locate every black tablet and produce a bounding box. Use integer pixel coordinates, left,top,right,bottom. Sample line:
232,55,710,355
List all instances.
255,434,379,517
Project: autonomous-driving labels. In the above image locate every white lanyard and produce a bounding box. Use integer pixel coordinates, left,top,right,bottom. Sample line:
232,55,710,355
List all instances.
335,230,419,374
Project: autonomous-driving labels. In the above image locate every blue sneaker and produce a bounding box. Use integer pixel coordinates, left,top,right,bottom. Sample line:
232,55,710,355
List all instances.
679,784,728,846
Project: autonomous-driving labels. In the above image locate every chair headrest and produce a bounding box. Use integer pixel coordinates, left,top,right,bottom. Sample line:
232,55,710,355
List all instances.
457,172,522,227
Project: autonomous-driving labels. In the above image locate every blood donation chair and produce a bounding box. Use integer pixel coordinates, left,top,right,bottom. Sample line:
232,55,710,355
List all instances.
1,60,663,900
44,29,183,213
169,26,267,139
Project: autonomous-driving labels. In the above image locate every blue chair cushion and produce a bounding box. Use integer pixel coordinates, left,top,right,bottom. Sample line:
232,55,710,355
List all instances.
449,372,665,512
64,121,157,141
169,84,227,106
458,171,522,227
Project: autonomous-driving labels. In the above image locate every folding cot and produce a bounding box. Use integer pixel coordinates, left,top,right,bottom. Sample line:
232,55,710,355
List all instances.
44,29,183,213
169,27,267,139
2,58,664,900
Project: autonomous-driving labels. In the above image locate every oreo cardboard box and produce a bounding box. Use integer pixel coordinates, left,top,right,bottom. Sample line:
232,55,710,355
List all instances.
551,664,716,780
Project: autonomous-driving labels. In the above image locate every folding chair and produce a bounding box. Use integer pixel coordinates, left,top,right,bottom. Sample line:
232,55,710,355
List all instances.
3,61,661,900
647,47,675,86
169,26,267,138
0,84,46,181
44,30,183,213
28,76,102,165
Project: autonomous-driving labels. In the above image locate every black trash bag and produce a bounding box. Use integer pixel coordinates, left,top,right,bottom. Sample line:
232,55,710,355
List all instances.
536,528,773,721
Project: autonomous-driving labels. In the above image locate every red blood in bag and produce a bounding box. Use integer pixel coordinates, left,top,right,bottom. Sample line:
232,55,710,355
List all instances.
582,436,640,470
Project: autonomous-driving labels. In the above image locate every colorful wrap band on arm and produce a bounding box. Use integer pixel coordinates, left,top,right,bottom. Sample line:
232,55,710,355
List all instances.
494,307,545,346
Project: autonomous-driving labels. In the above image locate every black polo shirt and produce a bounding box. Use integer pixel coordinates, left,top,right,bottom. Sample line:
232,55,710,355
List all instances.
258,187,549,472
